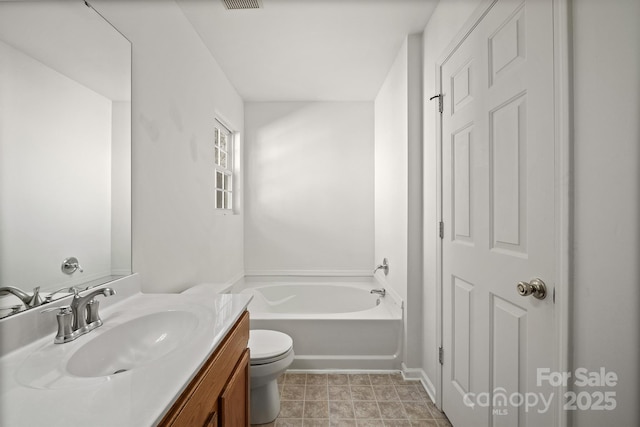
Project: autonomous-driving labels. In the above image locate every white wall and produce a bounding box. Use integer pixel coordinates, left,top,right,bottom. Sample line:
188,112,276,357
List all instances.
421,0,483,399
0,41,113,292
244,102,374,275
572,0,640,425
93,1,245,292
374,34,423,368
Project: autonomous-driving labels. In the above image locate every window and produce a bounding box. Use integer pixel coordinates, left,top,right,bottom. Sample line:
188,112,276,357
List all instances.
214,121,234,211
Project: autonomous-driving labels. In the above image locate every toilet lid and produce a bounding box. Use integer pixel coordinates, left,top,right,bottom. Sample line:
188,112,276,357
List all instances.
249,330,293,363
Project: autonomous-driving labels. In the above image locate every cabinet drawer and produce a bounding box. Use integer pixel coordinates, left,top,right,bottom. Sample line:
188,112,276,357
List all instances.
160,311,249,427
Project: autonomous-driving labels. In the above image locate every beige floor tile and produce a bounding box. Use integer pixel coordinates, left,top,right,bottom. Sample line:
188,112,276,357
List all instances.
355,420,384,427
307,374,329,385
305,401,330,419
409,421,439,427
329,401,355,420
286,373,308,385
328,385,352,401
369,374,393,385
351,386,376,401
328,374,350,386
304,419,330,427
402,402,433,421
353,401,381,419
394,385,422,402
276,419,304,427
282,385,306,401
383,421,412,427
330,420,357,427
349,374,371,385
306,385,329,400
377,401,407,420
280,401,305,418
373,385,400,401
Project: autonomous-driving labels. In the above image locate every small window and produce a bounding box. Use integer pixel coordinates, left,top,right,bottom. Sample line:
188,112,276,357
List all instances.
214,121,234,211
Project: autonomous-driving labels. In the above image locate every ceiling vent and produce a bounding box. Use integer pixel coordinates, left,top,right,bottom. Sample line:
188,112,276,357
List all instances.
221,0,263,10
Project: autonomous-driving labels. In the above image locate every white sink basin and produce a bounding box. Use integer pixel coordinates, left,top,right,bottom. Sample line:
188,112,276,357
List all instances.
66,310,199,377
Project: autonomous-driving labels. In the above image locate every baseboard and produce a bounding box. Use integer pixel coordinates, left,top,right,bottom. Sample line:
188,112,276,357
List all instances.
401,363,437,404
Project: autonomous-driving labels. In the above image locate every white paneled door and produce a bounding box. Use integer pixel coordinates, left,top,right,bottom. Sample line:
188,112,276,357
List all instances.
440,0,556,426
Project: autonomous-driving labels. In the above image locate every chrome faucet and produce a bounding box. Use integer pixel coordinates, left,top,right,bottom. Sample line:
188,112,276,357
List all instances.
71,287,115,331
370,288,386,297
42,287,115,344
374,258,389,276
0,286,43,308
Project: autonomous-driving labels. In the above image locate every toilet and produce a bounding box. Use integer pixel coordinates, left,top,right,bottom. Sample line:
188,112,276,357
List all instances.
181,284,294,424
248,329,294,424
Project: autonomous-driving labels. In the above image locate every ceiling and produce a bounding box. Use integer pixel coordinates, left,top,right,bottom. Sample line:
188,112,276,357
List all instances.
178,0,437,101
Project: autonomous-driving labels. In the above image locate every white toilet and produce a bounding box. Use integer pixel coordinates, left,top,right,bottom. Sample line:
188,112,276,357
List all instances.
181,284,294,424
248,329,294,424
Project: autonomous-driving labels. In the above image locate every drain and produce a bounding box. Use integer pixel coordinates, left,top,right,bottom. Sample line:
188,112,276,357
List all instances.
113,369,128,375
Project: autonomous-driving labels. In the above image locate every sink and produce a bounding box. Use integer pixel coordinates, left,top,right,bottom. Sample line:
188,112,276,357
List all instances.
66,310,199,377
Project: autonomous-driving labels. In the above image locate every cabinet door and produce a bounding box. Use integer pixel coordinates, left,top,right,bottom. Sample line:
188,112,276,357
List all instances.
205,411,218,427
220,349,250,426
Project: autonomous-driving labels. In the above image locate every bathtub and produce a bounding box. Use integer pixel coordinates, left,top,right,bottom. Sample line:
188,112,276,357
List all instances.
237,277,403,370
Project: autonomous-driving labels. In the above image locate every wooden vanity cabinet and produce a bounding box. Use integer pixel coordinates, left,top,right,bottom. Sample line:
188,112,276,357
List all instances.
160,311,250,427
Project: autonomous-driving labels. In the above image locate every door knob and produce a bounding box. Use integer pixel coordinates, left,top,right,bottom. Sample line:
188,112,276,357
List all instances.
516,278,547,300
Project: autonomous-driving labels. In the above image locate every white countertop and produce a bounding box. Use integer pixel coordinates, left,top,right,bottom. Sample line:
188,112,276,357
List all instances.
0,289,252,427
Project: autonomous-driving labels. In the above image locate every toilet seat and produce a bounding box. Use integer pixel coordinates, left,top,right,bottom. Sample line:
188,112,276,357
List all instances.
249,330,293,365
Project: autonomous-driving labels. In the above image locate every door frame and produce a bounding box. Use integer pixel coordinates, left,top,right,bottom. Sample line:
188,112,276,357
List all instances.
432,0,572,425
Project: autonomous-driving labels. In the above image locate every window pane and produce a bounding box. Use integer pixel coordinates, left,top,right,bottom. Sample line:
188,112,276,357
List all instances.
214,147,220,166
216,171,224,189
216,190,223,208
214,128,220,146
224,191,231,210
220,151,227,168
220,134,227,151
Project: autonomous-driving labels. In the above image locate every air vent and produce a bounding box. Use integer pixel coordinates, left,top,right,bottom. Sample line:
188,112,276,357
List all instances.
222,0,263,10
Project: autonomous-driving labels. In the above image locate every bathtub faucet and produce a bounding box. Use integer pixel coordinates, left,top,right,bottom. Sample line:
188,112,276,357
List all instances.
374,258,389,275
371,288,386,297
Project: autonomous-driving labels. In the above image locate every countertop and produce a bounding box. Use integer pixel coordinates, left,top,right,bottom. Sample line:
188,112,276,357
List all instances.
0,290,252,427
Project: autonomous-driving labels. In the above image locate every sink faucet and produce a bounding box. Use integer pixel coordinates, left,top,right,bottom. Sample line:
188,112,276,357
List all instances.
0,286,43,308
42,287,116,344
71,287,116,331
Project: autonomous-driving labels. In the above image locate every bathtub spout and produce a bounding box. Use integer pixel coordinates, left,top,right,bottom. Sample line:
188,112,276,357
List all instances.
370,288,386,297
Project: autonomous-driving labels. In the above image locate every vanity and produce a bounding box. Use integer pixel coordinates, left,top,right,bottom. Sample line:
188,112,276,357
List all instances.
0,275,252,426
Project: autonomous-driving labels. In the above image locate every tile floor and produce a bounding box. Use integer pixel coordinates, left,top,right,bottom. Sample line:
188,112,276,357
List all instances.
251,372,453,427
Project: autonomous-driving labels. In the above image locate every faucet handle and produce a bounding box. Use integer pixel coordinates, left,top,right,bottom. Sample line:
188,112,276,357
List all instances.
61,257,83,275
41,306,74,344
27,286,44,307
86,298,103,325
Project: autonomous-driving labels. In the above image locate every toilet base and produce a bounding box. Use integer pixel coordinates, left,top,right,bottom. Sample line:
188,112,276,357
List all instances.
250,380,280,425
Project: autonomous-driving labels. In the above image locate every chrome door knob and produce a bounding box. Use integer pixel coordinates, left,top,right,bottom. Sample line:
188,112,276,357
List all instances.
516,278,547,300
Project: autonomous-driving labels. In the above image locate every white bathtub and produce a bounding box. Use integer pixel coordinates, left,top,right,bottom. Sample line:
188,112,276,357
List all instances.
238,278,403,370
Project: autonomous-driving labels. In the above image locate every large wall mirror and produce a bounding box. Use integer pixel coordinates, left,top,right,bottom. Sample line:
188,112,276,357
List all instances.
0,1,132,318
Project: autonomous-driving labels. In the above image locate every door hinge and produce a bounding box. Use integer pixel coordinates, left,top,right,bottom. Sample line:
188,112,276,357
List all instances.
439,221,444,239
430,93,443,114
439,347,444,365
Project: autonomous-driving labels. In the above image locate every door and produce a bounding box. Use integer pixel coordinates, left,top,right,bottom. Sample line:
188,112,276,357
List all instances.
440,0,556,426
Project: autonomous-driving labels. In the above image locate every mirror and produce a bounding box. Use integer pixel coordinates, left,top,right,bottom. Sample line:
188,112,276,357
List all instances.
0,1,132,318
